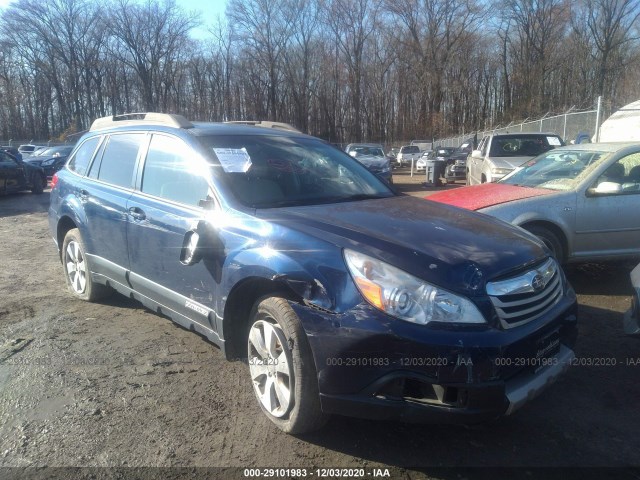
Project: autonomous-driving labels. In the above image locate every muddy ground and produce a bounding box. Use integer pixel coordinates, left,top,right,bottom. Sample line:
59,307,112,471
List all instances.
0,181,638,478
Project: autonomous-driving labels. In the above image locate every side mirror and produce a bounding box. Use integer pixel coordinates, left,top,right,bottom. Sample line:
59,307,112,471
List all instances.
471,150,482,159
587,181,622,197
180,231,201,266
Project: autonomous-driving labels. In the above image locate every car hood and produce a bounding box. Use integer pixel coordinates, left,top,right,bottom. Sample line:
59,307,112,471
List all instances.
451,152,469,161
24,158,44,166
355,155,388,169
41,155,69,164
257,195,546,295
488,156,533,169
427,183,555,211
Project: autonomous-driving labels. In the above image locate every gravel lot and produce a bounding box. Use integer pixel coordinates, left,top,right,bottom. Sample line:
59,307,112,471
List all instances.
0,181,638,477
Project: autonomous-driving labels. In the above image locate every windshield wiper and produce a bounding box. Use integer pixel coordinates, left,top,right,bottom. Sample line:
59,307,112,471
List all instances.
253,193,390,209
334,193,390,202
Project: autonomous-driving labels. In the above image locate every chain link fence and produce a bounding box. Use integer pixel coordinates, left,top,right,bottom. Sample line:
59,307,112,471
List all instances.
433,106,600,149
2,139,71,147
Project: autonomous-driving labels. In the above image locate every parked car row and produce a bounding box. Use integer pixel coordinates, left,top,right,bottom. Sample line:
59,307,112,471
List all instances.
0,148,47,195
0,143,75,195
24,145,74,177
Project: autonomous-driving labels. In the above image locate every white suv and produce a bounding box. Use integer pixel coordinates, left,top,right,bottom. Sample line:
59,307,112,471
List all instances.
467,133,564,185
396,145,422,167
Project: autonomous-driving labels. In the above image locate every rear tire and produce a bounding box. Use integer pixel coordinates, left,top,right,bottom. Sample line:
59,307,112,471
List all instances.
247,296,328,434
525,225,566,264
61,228,112,301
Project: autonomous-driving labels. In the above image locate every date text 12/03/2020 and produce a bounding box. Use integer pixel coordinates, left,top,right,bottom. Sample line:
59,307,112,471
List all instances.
322,356,634,368
243,468,391,477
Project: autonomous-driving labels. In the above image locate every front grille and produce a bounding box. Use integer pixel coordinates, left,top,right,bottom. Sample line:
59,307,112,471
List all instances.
486,258,563,329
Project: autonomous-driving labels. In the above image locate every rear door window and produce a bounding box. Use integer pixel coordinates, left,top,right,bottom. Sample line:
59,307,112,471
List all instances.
141,134,210,207
97,134,145,188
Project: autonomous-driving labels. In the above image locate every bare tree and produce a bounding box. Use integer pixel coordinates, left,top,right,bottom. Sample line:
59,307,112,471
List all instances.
499,0,569,116
227,0,296,121
105,0,198,111
576,0,640,97
385,0,485,136
321,0,382,141
1,0,640,143
282,0,321,132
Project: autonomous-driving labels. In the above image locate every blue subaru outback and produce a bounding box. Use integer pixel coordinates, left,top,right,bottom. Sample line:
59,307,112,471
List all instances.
50,113,578,433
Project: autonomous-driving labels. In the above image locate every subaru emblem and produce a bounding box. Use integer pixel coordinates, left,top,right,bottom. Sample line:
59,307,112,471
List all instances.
531,274,545,292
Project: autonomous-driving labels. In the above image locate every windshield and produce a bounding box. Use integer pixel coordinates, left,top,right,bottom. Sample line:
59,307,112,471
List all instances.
455,142,472,153
499,149,609,190
203,135,394,208
50,146,73,156
401,146,419,153
489,135,562,158
436,148,454,156
348,146,385,157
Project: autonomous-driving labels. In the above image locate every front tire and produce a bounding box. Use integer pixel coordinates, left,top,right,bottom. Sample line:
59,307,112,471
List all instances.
62,228,112,301
247,296,328,434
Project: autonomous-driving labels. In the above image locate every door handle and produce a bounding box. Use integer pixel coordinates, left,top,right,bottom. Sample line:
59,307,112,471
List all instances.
128,206,146,221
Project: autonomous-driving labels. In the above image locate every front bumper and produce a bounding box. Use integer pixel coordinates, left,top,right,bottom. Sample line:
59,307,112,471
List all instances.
320,345,574,423
292,291,578,423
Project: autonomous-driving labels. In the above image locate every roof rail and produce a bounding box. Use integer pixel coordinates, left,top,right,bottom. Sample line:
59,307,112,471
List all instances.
90,112,194,131
224,120,301,133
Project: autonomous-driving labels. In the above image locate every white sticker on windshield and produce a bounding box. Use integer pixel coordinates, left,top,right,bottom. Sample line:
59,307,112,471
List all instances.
546,136,561,146
213,148,252,173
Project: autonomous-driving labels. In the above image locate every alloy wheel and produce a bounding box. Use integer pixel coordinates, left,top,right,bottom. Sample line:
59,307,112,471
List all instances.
248,319,293,418
65,240,87,294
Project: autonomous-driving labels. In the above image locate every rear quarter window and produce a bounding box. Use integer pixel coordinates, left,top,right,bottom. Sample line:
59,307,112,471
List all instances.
67,137,101,176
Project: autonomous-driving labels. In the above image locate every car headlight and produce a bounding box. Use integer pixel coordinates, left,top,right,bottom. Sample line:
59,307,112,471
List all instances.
344,249,486,325
491,167,512,175
42,159,54,166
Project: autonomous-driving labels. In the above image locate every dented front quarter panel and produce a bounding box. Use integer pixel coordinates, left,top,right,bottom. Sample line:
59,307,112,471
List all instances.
215,208,362,316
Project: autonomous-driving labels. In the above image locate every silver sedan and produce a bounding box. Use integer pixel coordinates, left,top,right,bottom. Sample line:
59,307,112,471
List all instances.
427,143,640,263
